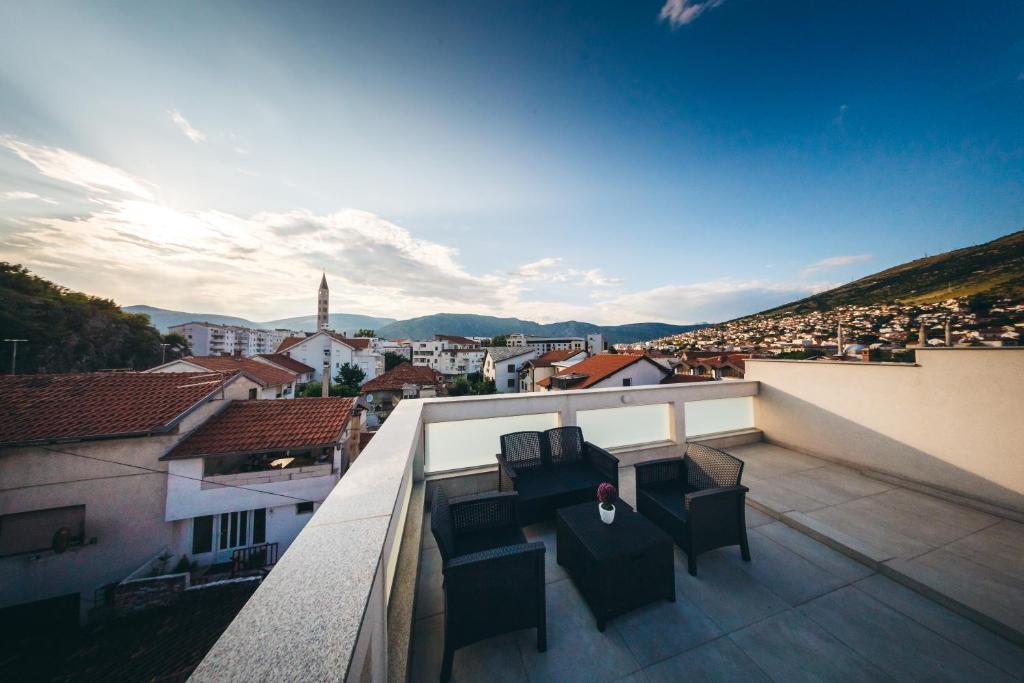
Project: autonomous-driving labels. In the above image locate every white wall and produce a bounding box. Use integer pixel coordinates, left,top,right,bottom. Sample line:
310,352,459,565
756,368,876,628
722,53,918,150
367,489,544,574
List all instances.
748,348,1024,515
488,350,538,393
589,359,668,389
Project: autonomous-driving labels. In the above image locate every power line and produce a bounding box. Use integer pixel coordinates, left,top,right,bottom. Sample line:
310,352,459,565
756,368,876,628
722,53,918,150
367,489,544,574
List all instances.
38,444,316,504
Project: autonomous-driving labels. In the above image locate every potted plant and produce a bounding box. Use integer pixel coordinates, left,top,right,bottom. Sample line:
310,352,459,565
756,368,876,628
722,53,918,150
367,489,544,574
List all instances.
597,482,618,524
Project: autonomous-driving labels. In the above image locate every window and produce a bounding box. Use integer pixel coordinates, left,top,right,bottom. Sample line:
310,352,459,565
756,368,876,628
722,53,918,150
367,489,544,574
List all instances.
507,364,515,373
507,378,515,388
296,502,314,515
622,378,632,387
253,508,266,544
0,506,85,556
248,388,258,400
192,515,214,554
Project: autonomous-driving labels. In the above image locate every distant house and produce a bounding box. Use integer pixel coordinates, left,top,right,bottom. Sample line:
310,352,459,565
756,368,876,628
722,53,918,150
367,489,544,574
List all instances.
411,335,485,378
519,349,588,392
537,353,670,391
483,347,539,393
680,353,749,379
253,353,316,387
0,371,260,628
169,321,299,357
506,333,604,355
357,363,446,425
147,355,300,399
276,331,384,384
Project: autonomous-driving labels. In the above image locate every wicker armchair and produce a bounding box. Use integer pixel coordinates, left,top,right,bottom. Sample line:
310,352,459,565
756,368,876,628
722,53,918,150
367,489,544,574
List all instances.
496,426,619,525
634,443,750,576
430,487,546,682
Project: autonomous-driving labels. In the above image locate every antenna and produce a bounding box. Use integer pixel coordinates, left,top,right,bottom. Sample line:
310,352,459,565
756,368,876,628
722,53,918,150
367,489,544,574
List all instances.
3,338,27,375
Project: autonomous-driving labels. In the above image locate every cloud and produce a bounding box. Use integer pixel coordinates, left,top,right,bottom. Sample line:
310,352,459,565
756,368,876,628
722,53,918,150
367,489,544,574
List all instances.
0,137,154,199
658,0,725,28
514,257,562,280
0,190,57,204
510,259,623,288
169,109,207,143
801,253,873,275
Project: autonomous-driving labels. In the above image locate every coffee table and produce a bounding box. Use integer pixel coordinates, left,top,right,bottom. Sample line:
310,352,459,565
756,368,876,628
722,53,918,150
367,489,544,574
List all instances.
555,500,675,631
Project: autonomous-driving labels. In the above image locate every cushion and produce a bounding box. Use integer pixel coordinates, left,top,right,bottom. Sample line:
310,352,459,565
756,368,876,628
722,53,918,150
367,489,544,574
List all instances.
555,462,605,491
455,526,527,557
514,471,567,502
638,483,689,524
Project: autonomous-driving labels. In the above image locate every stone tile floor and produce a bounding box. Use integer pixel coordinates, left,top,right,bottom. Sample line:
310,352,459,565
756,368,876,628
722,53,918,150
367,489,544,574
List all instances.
411,452,1024,682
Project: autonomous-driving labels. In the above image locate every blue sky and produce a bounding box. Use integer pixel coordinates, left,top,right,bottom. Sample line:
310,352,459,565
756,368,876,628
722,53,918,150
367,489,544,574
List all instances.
1,0,1022,324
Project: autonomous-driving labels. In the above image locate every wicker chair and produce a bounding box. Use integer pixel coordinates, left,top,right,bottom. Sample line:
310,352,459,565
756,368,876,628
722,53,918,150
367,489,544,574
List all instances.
634,443,750,576
430,486,546,682
496,426,619,525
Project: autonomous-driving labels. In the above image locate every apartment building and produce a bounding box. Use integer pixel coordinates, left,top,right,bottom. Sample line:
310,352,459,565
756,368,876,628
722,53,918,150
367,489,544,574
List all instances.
506,332,605,355
170,322,301,357
411,335,485,378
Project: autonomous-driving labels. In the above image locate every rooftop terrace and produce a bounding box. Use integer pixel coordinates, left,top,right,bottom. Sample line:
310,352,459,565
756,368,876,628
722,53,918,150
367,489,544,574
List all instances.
190,348,1024,682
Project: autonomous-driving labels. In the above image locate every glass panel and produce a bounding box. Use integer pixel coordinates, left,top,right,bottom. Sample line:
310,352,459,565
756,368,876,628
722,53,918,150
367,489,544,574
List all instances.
685,397,754,437
192,516,213,554
238,510,248,547
219,514,229,549
576,404,671,449
425,412,559,473
253,509,266,544
230,512,239,548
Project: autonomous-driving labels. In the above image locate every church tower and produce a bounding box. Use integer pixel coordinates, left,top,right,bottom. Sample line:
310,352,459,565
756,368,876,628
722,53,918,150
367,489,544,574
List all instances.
317,273,330,331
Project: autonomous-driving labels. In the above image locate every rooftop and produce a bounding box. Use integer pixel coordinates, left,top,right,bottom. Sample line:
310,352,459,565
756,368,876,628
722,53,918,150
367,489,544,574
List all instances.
163,396,355,459
527,349,586,368
359,363,445,394
255,353,316,375
0,372,232,447
485,346,538,362
537,353,666,389
175,355,297,387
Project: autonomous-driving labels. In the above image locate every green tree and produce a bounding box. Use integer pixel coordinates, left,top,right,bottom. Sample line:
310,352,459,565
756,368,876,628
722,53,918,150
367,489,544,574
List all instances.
448,377,471,396
335,362,366,390
299,380,359,397
384,351,408,371
162,332,190,360
488,334,508,347
355,328,376,337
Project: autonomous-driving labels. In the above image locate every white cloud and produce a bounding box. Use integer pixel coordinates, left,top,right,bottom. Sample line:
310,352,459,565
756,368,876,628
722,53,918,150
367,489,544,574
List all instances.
169,109,207,143
514,257,562,280
0,137,154,199
0,190,56,204
801,253,873,275
658,0,725,28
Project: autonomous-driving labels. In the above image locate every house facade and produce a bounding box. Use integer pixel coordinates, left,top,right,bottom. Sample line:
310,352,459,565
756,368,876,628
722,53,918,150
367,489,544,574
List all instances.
169,322,300,357
147,356,299,399
537,353,670,391
411,336,485,378
357,363,445,426
506,333,604,355
518,349,588,392
483,347,539,393
277,331,384,384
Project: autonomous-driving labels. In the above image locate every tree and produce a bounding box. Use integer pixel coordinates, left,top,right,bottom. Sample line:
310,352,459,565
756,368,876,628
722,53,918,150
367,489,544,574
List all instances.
299,381,359,398
489,334,508,347
355,328,376,337
335,362,366,390
448,377,471,396
384,351,408,371
162,332,190,360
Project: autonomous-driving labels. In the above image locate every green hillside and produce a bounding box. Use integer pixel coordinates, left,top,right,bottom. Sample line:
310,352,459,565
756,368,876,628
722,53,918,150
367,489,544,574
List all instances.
748,229,1024,320
376,315,701,344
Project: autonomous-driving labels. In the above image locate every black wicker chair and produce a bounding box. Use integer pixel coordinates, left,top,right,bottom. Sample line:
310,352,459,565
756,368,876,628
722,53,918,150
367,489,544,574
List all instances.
496,426,619,525
634,443,750,576
430,486,546,682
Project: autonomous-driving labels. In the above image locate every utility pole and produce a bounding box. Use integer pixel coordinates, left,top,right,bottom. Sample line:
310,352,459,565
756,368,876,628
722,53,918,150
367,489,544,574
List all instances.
3,338,27,375
160,343,171,364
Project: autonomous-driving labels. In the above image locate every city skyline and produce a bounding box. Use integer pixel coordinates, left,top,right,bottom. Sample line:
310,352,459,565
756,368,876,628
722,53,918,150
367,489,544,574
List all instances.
1,1,1022,324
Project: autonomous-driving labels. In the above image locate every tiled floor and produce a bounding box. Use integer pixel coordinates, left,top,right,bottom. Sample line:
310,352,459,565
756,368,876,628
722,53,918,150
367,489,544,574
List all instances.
410,457,1024,682
730,442,1024,642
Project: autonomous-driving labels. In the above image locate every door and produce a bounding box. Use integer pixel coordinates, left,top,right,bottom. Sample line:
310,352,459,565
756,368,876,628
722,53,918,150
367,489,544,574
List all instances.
212,509,267,563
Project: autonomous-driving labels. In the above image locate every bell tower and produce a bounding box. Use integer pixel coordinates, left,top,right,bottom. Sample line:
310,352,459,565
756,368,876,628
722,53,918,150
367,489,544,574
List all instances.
317,273,330,331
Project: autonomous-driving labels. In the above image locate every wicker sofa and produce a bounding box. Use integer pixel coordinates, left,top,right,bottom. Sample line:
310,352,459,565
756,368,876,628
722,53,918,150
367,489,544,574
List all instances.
634,442,751,576
496,426,619,525
430,487,546,682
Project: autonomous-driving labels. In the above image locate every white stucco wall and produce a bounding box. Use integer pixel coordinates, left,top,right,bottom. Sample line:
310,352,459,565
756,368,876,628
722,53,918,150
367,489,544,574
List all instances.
748,348,1024,514
589,359,669,389
282,334,382,383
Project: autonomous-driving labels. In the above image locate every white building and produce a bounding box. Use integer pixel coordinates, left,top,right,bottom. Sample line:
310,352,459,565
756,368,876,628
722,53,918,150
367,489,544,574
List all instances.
506,333,604,355
147,356,300,399
518,349,588,392
537,353,670,391
411,336,485,378
170,322,302,357
277,331,384,384
483,346,539,392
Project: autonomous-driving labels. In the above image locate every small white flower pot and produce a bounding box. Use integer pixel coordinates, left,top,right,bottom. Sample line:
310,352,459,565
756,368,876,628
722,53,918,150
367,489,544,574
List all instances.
599,504,616,524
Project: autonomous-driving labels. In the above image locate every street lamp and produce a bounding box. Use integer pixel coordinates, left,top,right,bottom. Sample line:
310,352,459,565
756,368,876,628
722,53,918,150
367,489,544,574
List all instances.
3,338,27,375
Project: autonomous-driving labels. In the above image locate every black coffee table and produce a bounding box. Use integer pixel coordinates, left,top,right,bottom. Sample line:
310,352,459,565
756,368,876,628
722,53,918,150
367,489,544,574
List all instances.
555,500,675,631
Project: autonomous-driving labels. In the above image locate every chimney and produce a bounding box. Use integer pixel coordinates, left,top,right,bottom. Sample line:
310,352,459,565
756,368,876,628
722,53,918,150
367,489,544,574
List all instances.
322,349,331,398
919,322,927,347
944,318,952,346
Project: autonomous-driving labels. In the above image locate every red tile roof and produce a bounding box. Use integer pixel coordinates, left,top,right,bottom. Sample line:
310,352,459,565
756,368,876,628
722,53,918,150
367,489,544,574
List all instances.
276,331,372,353
435,334,479,346
0,372,234,447
255,353,316,375
359,363,445,393
528,349,585,368
538,353,667,389
276,336,306,352
178,356,297,387
164,397,356,459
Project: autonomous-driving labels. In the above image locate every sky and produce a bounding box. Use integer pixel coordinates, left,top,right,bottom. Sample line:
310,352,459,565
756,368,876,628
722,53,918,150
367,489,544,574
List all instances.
0,0,1022,326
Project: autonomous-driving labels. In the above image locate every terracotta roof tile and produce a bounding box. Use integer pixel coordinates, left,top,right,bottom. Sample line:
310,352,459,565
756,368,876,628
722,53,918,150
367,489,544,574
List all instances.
529,349,584,368
0,372,233,447
542,353,667,389
276,336,306,352
359,363,445,393
181,356,297,387
255,353,316,375
165,397,355,459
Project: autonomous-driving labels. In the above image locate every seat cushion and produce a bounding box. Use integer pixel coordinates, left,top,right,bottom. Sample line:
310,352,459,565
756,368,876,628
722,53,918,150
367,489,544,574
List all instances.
638,483,689,524
455,525,527,557
554,461,605,491
514,470,566,502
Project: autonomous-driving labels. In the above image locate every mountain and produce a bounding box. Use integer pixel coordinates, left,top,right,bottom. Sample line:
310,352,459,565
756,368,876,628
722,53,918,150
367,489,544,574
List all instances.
736,229,1024,322
376,315,701,345
124,306,396,336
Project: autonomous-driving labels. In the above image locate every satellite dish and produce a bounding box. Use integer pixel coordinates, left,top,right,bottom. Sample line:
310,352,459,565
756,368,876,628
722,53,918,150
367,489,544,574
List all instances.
52,527,71,553
365,393,374,403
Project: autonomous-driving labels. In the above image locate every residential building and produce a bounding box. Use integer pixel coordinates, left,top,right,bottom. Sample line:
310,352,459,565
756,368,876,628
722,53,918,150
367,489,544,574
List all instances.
162,397,357,567
411,335,485,378
169,322,302,357
433,334,480,348
536,353,670,391
147,355,300,399
276,331,384,384
378,339,413,363
505,333,605,355
483,346,539,392
518,348,588,392
357,363,445,426
0,372,260,626
253,353,317,387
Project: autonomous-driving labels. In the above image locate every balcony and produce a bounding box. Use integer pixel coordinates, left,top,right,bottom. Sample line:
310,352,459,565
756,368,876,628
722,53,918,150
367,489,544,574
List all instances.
190,348,1024,682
